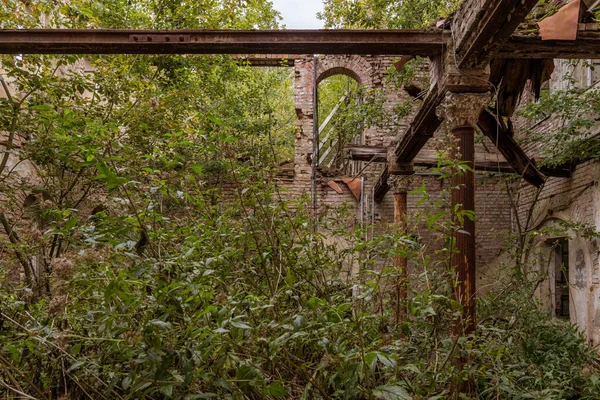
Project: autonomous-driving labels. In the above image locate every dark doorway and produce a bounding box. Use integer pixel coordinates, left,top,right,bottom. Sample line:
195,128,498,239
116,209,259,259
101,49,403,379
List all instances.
553,238,570,319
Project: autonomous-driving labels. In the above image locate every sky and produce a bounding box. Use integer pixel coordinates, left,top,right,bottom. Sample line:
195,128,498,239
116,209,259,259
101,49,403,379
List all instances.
271,0,324,29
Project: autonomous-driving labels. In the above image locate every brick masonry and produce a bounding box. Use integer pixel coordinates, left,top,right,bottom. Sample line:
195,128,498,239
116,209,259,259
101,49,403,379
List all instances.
289,54,512,269
512,58,600,345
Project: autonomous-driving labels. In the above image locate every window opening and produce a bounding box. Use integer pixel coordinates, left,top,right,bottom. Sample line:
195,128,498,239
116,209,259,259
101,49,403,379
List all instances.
553,238,570,319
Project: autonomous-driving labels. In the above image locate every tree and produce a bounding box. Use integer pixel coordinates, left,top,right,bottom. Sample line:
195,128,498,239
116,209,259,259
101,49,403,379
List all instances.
318,0,462,29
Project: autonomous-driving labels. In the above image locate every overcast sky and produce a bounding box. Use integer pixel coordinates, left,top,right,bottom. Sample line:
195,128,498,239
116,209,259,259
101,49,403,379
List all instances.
271,0,324,29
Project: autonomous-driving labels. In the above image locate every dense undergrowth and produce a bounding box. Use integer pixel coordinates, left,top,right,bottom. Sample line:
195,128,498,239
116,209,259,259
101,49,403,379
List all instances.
1,183,600,399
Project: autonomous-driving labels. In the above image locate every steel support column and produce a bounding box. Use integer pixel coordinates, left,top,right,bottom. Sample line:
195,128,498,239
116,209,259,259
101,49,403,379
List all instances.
388,173,412,325
450,125,477,335
394,191,408,324
436,92,489,336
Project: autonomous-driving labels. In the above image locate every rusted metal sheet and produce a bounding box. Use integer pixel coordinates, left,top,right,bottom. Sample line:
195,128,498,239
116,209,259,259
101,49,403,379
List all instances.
538,0,582,41
326,180,344,194
0,29,446,55
342,178,362,201
393,55,414,72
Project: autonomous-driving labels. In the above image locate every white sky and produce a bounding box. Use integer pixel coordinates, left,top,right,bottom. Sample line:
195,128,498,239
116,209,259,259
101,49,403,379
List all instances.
271,0,324,29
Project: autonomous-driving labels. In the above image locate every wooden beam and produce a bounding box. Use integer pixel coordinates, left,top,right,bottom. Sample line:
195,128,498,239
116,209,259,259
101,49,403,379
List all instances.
499,32,600,59
0,29,446,56
394,85,446,163
477,109,546,187
351,144,572,178
349,145,518,171
374,165,391,202
347,145,388,162
373,85,445,202
452,0,540,68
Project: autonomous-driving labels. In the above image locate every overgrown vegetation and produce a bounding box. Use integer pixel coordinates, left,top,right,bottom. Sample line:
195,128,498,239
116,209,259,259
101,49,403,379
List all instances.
519,60,600,167
1,1,600,399
318,0,461,29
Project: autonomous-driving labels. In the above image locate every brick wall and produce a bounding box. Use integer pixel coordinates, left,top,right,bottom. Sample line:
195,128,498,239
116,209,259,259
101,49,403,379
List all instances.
291,53,512,272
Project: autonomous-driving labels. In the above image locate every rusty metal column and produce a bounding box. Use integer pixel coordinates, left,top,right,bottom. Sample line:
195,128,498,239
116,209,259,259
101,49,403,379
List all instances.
388,175,412,325
437,92,489,335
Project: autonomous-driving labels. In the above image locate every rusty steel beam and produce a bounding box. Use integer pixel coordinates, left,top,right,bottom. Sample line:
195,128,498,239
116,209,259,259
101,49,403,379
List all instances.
452,0,539,68
373,85,445,201
0,29,446,55
4,29,600,60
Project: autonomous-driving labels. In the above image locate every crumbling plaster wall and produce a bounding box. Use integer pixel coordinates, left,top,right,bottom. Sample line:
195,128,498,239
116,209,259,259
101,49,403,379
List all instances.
513,57,600,344
515,159,600,346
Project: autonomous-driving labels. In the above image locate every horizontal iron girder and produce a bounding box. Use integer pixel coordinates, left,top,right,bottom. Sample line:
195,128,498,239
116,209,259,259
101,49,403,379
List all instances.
0,29,446,55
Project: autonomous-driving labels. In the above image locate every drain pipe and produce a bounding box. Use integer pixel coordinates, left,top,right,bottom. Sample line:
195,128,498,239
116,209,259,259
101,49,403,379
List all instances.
312,55,319,231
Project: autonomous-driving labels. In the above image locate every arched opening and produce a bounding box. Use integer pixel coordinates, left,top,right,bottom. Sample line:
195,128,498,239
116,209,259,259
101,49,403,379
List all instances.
316,72,363,175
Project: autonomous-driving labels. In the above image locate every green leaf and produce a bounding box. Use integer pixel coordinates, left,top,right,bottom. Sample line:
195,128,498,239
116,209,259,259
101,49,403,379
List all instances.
149,320,172,329
365,351,378,370
190,164,204,175
65,217,78,230
208,115,225,126
286,267,296,286
372,385,411,400
160,384,173,397
71,343,82,356
267,381,287,397
122,376,132,390
67,361,85,373
401,364,420,374
230,321,252,330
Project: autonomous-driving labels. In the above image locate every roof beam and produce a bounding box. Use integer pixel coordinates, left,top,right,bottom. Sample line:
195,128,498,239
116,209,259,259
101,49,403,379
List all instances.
499,32,600,59
0,29,445,56
375,0,541,202
477,109,546,186
452,0,540,68
373,84,445,201
349,144,520,172
394,84,446,162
